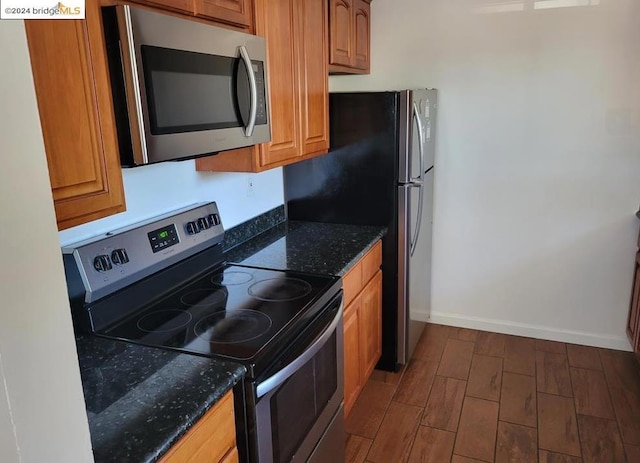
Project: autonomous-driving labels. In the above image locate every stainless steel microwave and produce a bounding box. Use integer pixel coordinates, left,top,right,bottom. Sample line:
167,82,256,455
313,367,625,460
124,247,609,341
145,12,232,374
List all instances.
102,5,271,166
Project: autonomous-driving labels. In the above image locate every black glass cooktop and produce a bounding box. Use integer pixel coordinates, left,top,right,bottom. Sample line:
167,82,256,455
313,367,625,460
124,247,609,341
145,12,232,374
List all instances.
97,264,340,375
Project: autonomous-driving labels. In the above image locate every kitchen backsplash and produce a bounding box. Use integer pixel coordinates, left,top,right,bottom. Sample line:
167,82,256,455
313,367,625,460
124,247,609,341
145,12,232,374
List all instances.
58,160,284,246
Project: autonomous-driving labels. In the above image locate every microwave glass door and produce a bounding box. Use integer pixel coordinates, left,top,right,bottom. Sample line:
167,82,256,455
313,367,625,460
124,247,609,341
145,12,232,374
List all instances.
141,45,255,135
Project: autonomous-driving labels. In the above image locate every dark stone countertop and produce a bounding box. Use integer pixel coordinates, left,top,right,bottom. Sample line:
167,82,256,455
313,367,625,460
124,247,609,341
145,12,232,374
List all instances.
76,335,245,463
225,220,387,276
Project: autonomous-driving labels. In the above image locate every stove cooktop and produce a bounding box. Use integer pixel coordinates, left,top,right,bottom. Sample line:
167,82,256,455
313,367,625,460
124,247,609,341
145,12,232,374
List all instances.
96,264,340,376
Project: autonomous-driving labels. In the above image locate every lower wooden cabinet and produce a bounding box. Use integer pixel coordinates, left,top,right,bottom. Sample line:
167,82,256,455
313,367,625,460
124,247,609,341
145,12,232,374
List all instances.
343,241,382,417
359,271,382,382
627,251,640,355
343,296,362,413
160,390,237,463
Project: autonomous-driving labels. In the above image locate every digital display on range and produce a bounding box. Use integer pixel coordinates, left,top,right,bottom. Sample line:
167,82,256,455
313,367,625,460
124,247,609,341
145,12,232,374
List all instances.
147,224,179,253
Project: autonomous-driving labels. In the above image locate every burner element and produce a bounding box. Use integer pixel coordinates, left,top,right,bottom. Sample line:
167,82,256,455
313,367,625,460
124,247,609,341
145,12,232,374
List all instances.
180,288,228,307
137,310,193,333
213,271,254,286
248,278,313,302
194,310,272,344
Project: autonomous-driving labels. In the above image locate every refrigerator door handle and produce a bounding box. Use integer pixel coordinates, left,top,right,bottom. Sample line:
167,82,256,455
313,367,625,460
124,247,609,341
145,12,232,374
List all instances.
410,102,426,257
412,103,426,184
410,182,424,257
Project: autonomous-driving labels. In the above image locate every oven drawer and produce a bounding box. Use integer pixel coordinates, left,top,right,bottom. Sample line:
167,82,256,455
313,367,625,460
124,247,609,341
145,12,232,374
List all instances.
160,390,236,463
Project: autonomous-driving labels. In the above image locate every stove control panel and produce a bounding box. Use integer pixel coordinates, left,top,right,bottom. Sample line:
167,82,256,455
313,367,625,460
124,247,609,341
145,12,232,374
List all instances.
62,202,224,303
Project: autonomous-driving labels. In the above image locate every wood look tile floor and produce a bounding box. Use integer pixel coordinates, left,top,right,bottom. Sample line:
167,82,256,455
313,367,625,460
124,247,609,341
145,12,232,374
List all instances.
345,323,640,463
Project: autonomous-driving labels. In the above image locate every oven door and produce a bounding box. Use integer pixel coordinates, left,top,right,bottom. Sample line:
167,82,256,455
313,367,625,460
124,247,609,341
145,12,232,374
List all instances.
107,5,270,165
252,293,344,463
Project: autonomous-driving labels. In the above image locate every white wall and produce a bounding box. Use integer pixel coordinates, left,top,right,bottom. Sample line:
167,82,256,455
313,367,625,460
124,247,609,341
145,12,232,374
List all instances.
331,0,640,349
59,163,284,245
0,20,93,462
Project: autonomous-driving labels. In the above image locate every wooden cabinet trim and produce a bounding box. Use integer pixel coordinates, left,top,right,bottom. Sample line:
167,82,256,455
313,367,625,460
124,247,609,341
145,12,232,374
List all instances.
159,390,236,463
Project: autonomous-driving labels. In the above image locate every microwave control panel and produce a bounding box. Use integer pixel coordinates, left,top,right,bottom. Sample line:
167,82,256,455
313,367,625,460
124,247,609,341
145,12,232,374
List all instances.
253,61,268,125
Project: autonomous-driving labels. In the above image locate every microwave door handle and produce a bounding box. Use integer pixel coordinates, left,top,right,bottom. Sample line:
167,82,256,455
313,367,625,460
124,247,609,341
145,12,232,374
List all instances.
255,301,343,399
239,45,258,137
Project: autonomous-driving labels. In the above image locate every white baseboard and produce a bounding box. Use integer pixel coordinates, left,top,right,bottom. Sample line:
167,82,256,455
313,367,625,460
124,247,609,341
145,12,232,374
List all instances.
411,310,632,351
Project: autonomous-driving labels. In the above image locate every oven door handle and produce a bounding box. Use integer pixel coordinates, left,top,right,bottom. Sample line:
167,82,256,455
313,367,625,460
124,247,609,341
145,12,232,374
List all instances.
256,301,343,399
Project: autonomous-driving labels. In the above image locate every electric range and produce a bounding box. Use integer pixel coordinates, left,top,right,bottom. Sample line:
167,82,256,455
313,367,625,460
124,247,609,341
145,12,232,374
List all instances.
63,202,345,463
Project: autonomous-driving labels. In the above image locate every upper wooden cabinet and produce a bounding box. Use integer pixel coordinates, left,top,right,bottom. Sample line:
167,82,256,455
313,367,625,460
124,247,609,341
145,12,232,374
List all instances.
195,0,252,28
195,0,329,172
136,0,193,14
329,0,371,74
129,0,253,28
25,0,126,230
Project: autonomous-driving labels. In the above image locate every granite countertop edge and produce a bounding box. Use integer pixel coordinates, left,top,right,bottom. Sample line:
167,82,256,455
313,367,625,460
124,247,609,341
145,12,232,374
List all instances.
331,228,386,276
77,335,245,463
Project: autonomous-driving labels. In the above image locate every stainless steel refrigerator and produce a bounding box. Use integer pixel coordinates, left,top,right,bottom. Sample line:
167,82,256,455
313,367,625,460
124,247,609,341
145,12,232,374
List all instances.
284,89,437,370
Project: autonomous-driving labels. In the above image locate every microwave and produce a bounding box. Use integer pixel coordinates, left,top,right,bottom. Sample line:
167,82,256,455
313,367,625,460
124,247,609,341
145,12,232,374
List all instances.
102,5,271,166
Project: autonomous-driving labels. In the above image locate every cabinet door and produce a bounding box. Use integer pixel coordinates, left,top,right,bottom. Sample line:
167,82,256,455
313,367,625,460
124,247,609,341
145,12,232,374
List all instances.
298,0,329,156
160,390,236,462
343,299,361,417
134,0,194,14
25,0,125,230
353,0,370,71
194,0,252,28
329,0,353,67
627,252,640,351
359,271,382,383
255,0,301,166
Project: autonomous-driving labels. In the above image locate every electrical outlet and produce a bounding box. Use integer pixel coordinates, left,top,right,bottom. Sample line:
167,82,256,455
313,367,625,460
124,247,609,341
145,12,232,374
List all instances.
246,176,255,197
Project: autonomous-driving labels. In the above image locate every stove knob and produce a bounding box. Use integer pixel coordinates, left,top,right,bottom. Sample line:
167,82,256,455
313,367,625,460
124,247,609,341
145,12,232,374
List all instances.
93,255,112,272
111,249,129,265
197,217,210,230
186,221,200,235
207,213,221,227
